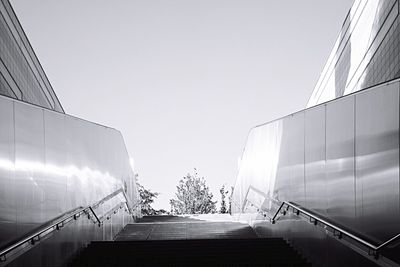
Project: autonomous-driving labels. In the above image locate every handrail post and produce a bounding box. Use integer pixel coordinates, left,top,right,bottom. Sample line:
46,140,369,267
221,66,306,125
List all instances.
271,202,285,224
89,206,101,227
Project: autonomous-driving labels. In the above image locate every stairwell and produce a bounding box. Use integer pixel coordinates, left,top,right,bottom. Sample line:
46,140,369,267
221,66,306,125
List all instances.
69,215,311,266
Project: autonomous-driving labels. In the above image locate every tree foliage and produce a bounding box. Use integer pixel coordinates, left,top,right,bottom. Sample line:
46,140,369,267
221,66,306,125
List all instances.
219,185,229,214
137,179,161,216
170,168,216,214
219,185,234,214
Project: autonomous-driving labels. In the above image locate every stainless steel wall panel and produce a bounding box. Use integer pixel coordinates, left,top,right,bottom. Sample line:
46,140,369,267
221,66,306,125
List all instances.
14,102,45,228
43,111,67,217
274,117,293,203
233,79,400,251
325,96,356,229
289,112,305,206
0,94,139,265
355,82,400,243
64,116,124,211
0,97,16,247
304,105,326,215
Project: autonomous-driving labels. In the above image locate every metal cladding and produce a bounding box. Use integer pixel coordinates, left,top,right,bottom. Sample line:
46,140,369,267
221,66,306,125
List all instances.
233,80,400,245
0,95,140,265
233,4,400,263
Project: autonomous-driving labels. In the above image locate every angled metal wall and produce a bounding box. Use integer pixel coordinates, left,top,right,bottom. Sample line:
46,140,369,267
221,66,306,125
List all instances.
233,79,400,246
0,95,140,266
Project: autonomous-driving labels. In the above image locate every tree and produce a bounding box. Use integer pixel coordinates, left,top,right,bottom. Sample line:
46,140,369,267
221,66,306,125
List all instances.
136,176,161,216
219,185,229,214
170,168,216,214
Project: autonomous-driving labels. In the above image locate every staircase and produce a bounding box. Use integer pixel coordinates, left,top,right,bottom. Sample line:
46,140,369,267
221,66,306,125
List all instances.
69,216,311,266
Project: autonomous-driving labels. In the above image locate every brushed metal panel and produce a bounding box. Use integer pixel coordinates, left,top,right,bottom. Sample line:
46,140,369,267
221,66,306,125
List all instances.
65,117,90,210
44,111,67,217
289,112,305,206
326,96,356,229
274,117,293,203
0,221,17,248
0,95,139,266
66,117,100,208
305,105,326,215
355,82,400,243
272,113,306,208
14,102,45,228
0,97,16,247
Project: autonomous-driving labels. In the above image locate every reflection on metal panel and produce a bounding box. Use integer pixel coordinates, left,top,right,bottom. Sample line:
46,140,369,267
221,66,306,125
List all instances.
233,121,282,212
14,102,45,226
305,105,326,215
355,82,400,243
0,98,16,248
233,79,400,244
0,95,139,256
273,117,292,204
289,112,305,206
326,96,356,229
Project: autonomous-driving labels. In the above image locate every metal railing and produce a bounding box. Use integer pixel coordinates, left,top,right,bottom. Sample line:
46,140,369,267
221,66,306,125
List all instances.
236,185,400,264
240,185,280,220
0,187,137,263
271,201,400,259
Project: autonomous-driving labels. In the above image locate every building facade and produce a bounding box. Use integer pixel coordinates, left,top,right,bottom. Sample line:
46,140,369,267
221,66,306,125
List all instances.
307,0,400,107
0,0,63,112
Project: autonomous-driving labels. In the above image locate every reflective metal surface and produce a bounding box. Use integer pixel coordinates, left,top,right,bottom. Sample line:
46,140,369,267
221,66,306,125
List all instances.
0,94,140,265
305,105,326,215
355,82,400,243
326,96,356,229
233,79,400,263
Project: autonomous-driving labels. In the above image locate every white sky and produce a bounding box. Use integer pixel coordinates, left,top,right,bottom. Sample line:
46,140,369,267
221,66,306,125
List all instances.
11,0,353,210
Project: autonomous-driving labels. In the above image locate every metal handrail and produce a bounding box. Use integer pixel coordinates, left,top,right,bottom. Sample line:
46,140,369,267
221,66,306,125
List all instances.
271,201,400,258
99,202,127,222
242,185,267,212
240,185,279,217
0,187,135,262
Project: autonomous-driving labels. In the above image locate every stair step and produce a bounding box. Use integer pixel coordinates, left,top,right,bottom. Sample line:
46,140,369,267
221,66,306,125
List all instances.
68,217,310,266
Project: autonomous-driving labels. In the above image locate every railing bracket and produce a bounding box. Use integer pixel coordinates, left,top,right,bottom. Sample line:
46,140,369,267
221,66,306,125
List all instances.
368,249,379,259
334,230,342,239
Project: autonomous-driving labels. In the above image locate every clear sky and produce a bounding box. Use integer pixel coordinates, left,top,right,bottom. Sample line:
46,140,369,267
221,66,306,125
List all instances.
11,0,353,210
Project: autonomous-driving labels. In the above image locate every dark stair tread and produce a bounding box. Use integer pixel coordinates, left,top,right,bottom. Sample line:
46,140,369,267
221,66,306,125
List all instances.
69,220,311,267
70,239,310,267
